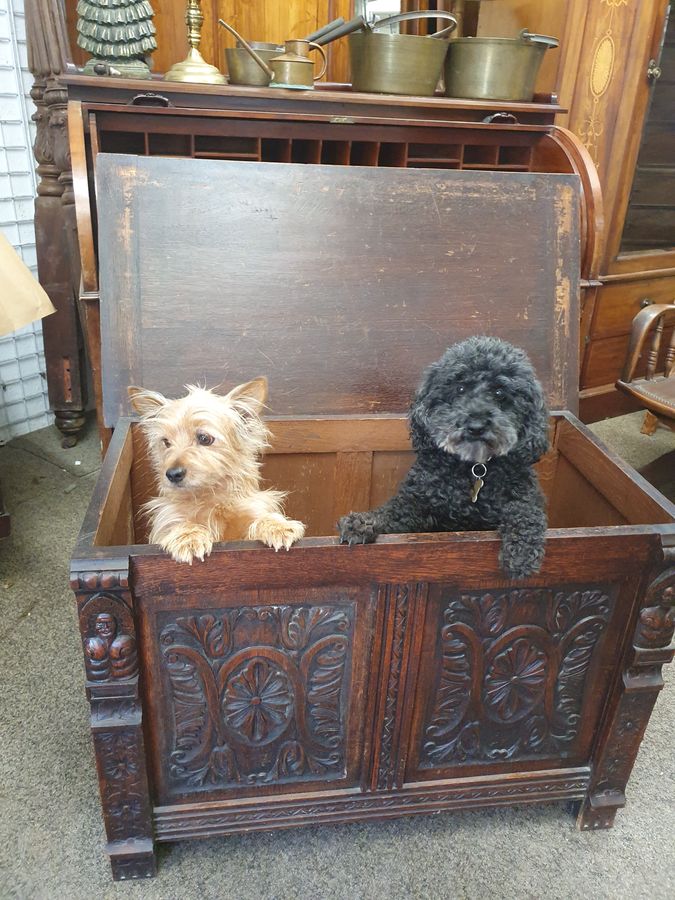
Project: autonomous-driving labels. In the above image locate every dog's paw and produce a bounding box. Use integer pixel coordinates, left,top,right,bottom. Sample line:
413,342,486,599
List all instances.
338,512,378,546
499,540,545,580
250,515,305,551
162,527,213,565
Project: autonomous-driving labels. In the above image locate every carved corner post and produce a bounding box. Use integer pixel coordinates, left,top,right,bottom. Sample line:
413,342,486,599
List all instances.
71,563,156,880
26,1,87,448
577,550,675,830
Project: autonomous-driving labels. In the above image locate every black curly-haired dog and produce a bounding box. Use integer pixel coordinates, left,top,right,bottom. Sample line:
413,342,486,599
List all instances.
338,336,549,579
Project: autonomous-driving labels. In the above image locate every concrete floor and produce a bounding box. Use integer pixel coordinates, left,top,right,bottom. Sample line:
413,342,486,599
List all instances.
0,413,673,900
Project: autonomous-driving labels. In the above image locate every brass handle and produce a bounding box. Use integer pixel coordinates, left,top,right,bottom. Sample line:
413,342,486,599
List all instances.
483,112,519,124
520,30,560,50
309,42,328,81
647,59,662,82
305,18,345,43
128,92,172,107
640,298,653,308
370,10,458,40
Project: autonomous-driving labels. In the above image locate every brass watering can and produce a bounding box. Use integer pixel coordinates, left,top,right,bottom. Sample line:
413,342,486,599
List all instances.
218,20,327,89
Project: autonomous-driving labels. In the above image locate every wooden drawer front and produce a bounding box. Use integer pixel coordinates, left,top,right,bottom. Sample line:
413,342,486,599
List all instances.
591,277,675,338
591,277,675,339
140,586,377,804
405,580,627,783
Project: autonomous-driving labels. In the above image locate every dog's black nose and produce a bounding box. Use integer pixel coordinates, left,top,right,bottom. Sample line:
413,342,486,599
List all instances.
466,424,486,438
166,466,186,484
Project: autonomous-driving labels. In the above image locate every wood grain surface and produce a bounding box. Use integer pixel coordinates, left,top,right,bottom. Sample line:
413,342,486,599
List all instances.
96,154,580,426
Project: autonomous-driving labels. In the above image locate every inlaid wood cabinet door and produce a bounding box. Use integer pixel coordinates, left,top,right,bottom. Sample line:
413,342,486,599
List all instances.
137,585,378,804
405,579,633,783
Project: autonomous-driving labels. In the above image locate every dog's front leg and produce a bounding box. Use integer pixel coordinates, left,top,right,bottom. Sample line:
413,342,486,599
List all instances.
338,495,430,546
498,498,547,579
248,513,305,551
155,523,214,565
338,509,384,545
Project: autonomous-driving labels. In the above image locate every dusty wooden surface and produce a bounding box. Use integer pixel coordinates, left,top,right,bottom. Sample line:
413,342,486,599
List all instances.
96,155,580,425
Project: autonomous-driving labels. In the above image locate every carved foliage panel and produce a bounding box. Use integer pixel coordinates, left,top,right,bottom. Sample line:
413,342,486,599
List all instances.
417,583,617,769
155,592,362,797
94,728,152,844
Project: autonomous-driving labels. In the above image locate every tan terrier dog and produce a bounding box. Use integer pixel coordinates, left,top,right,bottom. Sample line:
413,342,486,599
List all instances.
128,377,305,564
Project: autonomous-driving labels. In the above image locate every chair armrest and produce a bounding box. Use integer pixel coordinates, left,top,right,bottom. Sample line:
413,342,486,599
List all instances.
620,303,675,383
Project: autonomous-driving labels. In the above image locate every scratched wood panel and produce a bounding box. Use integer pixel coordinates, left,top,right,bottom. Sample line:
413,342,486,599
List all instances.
96,154,580,426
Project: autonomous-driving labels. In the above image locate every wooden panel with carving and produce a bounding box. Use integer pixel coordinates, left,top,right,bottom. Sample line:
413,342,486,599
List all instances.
73,565,156,881
406,580,632,781
138,586,378,802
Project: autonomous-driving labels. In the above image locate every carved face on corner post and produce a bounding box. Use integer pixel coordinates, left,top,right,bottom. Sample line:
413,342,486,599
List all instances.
94,612,116,643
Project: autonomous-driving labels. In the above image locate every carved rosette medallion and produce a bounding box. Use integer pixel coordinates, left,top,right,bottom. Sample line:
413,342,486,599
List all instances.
421,586,615,766
222,658,294,745
159,603,354,792
483,638,547,722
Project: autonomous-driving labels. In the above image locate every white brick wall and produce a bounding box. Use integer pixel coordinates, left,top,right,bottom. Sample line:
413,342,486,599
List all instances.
0,0,52,442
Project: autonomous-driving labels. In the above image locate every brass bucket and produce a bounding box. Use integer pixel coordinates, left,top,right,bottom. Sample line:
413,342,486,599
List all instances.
349,10,457,96
444,30,559,102
225,42,281,86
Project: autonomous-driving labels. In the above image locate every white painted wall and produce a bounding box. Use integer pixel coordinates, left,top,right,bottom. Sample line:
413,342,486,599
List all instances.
0,0,52,442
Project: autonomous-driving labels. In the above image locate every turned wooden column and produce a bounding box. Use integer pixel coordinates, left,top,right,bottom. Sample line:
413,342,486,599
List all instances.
26,1,87,447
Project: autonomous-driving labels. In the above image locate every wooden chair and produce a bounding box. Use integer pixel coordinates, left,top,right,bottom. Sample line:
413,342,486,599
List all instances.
616,302,675,484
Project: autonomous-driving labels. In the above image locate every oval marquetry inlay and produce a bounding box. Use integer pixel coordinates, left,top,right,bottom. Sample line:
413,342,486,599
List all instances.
591,35,615,98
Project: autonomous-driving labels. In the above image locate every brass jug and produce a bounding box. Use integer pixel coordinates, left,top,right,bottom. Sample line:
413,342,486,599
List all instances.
218,21,327,90
269,40,327,89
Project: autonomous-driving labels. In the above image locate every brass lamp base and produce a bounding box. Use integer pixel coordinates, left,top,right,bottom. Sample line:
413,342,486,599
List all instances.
164,47,226,84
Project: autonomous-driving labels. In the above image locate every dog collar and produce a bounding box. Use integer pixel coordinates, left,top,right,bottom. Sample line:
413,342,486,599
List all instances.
470,460,489,503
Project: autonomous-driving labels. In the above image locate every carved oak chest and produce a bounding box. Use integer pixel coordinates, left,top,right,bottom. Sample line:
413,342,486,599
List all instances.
71,154,675,881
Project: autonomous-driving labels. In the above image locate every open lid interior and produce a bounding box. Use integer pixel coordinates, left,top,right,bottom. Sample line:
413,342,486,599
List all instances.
96,154,580,427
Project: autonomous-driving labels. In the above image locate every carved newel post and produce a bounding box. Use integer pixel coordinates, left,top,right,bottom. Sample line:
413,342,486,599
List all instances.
25,1,87,447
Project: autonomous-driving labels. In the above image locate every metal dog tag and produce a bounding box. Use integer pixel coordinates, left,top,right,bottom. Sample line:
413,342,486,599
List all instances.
470,463,487,503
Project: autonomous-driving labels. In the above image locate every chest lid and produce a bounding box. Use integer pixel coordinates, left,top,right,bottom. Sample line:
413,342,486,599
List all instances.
96,154,579,426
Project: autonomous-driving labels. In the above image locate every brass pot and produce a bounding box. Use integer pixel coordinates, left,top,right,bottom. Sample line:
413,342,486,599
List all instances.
349,10,457,97
444,30,559,102
219,20,327,90
226,42,281,86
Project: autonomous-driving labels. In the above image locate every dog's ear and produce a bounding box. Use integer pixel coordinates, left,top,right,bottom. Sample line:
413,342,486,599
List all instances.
409,364,438,452
127,386,167,418
515,389,550,465
225,376,268,417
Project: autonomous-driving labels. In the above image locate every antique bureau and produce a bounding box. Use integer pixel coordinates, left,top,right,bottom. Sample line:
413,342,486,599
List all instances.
63,78,605,449
70,152,675,881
